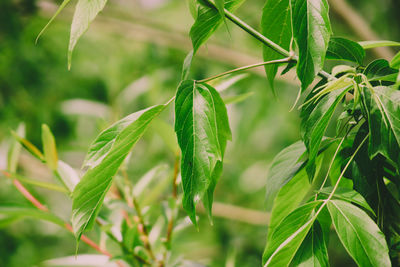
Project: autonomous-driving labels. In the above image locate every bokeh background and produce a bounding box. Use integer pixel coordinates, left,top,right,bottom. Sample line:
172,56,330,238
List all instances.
0,0,399,266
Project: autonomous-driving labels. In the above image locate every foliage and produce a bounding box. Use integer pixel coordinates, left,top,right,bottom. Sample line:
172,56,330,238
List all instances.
1,0,400,266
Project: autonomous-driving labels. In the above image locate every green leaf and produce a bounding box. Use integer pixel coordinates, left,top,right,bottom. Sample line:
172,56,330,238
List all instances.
362,86,400,168
42,124,58,171
319,187,374,214
301,87,350,179
68,0,108,69
265,141,306,209
188,0,198,19
7,124,25,173
72,104,165,241
11,131,45,161
190,0,245,54
214,0,225,18
35,0,71,43
263,201,322,266
390,51,400,69
292,0,332,90
57,160,80,192
326,37,365,65
327,200,391,267
83,107,162,169
364,59,398,82
0,206,64,227
261,0,292,92
181,50,194,80
359,40,400,50
223,91,254,105
174,80,231,224
291,221,329,267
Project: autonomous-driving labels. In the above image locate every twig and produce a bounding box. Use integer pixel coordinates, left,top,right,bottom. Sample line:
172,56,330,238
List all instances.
2,172,125,267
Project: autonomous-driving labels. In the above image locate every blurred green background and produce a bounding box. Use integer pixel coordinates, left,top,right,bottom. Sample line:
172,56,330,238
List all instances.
0,0,399,266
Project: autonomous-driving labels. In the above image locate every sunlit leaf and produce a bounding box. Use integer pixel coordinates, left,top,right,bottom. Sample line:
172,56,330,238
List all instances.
42,124,58,171
292,0,332,90
72,104,166,241
68,0,108,69
358,40,400,50
7,124,25,172
326,37,365,65
263,201,322,266
174,80,231,224
11,131,45,161
190,0,245,54
327,200,391,266
390,51,400,69
291,221,329,267
261,0,292,92
57,160,80,192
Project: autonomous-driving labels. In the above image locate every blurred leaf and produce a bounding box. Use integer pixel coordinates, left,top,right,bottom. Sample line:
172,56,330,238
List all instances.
57,160,80,192
319,187,374,214
327,200,391,266
261,0,292,93
36,0,71,43
358,40,400,49
214,74,247,92
42,254,119,266
174,80,231,224
292,0,332,90
42,124,58,171
390,51,400,69
1,171,68,193
7,123,25,172
223,91,253,105
11,131,44,161
72,104,166,241
182,50,194,80
151,119,179,154
0,206,64,227
291,221,329,267
265,141,306,209
326,37,365,64
188,0,198,19
190,0,245,54
68,0,108,69
263,201,322,266
214,0,225,19
301,87,350,179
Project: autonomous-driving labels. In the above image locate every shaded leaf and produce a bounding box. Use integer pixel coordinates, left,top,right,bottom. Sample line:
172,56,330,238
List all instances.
190,0,245,54
72,104,166,241
261,0,292,92
292,0,332,90
263,201,322,266
301,87,350,179
364,59,398,82
327,200,391,266
291,221,329,267
326,37,365,65
174,80,231,224
265,141,306,209
68,0,108,68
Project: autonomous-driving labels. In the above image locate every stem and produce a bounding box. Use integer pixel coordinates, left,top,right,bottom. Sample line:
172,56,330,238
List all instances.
133,197,156,261
6,175,125,267
202,0,333,80
197,58,293,83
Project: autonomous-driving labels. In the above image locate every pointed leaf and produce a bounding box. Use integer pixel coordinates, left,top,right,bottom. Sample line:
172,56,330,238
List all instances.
42,124,58,171
190,0,245,54
326,37,365,65
265,141,306,209
7,124,25,172
0,206,64,227
301,87,350,178
390,51,400,69
174,80,231,224
292,0,332,90
11,131,44,161
72,104,165,241
364,59,398,82
261,0,292,92
359,40,400,50
291,221,329,267
327,200,391,267
68,0,108,68
263,201,322,266
57,160,80,192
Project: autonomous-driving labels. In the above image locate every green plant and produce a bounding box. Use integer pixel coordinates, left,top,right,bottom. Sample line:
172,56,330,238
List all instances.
2,0,400,266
